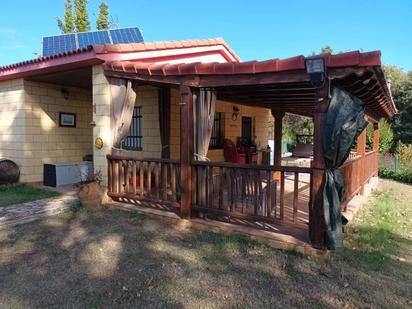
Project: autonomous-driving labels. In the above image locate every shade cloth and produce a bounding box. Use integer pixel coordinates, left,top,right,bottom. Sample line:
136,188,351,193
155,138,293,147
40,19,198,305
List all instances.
193,88,216,161
322,87,368,250
110,78,137,149
158,87,171,158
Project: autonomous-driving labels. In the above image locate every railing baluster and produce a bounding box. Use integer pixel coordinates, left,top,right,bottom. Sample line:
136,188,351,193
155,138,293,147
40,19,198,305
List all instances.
230,169,236,212
155,162,160,200
293,171,299,222
162,162,168,200
242,169,246,214
118,160,123,193
171,163,176,202
108,159,113,193
132,161,137,195
266,170,271,218
124,160,129,193
280,171,285,221
192,165,197,207
208,166,213,209
147,162,152,196
254,169,259,216
140,161,144,197
219,167,224,210
111,160,115,193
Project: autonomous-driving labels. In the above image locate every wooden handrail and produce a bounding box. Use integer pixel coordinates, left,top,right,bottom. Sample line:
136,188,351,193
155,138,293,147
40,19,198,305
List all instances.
191,160,313,174
107,154,180,164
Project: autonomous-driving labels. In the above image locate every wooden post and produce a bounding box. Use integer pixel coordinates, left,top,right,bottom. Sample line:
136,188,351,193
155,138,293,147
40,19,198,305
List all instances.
271,110,284,181
357,128,366,194
310,82,330,249
180,85,194,218
373,122,380,176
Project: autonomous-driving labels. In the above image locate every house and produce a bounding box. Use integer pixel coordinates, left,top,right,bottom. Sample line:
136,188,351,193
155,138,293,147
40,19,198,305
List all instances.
0,36,396,251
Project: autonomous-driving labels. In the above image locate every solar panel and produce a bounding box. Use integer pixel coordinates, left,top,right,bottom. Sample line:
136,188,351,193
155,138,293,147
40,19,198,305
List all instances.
42,27,144,56
42,34,76,56
110,28,143,44
77,30,111,49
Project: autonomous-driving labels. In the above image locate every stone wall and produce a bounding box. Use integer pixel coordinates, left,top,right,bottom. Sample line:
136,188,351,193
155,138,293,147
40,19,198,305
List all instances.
0,78,93,183
0,78,27,173
24,81,92,182
168,88,271,162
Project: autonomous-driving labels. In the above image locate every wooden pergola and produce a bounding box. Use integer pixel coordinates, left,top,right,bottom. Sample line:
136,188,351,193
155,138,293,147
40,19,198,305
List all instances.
104,50,396,249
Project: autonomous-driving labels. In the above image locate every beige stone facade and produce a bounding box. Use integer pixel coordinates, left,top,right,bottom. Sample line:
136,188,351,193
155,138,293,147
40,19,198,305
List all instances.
168,88,271,162
0,78,92,183
0,78,26,171
1,65,270,184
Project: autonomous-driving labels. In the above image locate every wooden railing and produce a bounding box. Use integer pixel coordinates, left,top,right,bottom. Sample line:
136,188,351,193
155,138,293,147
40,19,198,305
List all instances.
339,150,378,204
191,161,312,228
107,155,180,208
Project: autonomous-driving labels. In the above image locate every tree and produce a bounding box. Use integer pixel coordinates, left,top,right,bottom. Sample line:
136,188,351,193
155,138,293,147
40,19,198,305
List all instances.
383,65,412,146
74,0,90,32
392,79,412,144
366,119,394,153
282,113,313,145
56,0,75,34
96,2,109,30
384,65,409,93
321,45,333,54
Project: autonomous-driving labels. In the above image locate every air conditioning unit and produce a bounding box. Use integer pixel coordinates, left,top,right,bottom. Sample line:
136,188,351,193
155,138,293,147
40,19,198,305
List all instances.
43,161,93,187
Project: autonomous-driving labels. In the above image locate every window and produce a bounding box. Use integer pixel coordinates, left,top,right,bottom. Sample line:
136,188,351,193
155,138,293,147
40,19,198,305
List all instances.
122,106,142,150
209,112,225,149
241,116,252,143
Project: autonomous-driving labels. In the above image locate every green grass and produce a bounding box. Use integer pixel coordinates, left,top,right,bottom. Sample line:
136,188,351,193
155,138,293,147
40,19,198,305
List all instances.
342,184,412,273
0,183,60,207
0,179,411,308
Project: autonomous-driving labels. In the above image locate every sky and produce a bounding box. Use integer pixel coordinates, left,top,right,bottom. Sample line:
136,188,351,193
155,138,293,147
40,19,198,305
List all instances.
0,0,411,71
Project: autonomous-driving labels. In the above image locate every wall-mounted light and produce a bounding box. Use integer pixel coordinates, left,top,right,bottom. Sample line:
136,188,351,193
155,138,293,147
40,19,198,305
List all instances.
95,137,104,149
232,106,240,121
305,58,326,87
61,88,69,100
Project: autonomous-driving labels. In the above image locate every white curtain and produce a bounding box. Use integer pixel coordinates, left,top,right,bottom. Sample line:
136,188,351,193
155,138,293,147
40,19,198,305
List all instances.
193,88,216,161
110,78,137,149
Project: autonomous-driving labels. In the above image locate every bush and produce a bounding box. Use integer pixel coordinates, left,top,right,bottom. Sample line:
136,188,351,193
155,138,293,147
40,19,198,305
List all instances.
379,167,412,184
396,142,412,168
366,119,394,153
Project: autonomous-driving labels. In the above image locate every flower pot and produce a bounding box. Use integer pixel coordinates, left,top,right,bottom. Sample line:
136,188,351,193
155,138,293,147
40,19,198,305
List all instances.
78,181,105,208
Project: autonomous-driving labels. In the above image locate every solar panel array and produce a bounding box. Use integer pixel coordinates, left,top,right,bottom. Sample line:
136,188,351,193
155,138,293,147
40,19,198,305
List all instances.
42,27,144,56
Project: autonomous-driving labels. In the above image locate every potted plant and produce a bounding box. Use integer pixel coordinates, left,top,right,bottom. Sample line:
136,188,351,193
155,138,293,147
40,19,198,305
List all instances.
77,170,105,208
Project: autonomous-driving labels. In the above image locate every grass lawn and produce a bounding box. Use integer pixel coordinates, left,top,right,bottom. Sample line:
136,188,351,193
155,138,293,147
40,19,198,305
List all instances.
0,184,60,207
0,180,411,308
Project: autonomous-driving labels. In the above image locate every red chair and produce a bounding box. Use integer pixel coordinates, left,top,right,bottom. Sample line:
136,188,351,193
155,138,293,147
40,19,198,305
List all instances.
224,139,246,164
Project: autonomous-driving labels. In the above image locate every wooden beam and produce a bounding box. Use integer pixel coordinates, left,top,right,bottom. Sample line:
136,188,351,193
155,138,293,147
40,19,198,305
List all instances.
309,81,331,249
357,128,367,194
271,111,284,181
105,70,311,88
179,85,194,218
373,122,380,176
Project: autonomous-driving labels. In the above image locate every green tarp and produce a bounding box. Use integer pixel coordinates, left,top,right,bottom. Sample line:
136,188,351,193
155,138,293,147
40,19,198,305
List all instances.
322,87,368,250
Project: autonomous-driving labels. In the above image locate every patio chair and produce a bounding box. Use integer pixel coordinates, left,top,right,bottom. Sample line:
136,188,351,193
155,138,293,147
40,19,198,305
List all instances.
224,139,246,164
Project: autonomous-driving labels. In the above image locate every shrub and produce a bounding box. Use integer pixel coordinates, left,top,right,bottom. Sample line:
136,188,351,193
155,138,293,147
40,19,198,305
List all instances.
396,142,412,168
366,119,394,153
379,167,412,185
